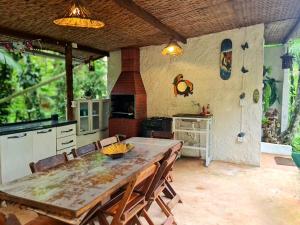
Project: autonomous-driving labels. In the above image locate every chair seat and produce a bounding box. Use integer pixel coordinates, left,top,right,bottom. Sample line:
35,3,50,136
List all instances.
102,192,146,221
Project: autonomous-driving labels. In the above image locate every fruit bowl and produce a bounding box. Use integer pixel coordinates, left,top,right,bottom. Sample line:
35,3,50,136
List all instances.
102,143,134,159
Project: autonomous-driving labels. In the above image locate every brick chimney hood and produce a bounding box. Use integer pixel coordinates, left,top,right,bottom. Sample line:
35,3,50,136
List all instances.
109,47,147,138
111,48,146,95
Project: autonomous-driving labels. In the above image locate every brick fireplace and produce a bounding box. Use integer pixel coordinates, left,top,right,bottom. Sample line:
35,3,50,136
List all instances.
109,47,147,138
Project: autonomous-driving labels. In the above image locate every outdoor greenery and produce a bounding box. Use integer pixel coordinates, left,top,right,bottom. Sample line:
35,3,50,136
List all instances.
0,50,107,124
262,41,300,145
262,66,281,113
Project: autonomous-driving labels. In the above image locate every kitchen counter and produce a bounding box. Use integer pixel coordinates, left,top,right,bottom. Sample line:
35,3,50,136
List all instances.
0,119,77,136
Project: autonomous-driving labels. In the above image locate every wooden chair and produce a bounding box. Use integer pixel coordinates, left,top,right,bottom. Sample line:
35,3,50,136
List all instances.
98,136,120,149
151,131,174,139
72,142,99,158
162,142,184,210
0,212,21,225
142,148,180,225
29,152,68,173
96,163,159,225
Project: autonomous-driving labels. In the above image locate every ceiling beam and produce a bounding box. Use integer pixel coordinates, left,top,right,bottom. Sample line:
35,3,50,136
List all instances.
113,0,187,44
283,17,300,43
0,27,109,57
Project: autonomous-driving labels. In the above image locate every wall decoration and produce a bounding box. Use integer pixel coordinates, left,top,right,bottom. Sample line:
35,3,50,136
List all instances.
237,29,250,141
0,40,38,54
241,66,249,74
253,89,260,103
173,74,193,97
241,42,249,50
220,39,232,80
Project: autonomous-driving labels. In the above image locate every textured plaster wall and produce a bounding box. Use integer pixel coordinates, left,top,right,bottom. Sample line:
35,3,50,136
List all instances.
108,24,264,166
264,46,284,115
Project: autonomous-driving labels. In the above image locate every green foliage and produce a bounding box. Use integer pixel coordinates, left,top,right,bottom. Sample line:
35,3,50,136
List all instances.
262,116,269,125
0,50,107,123
292,134,300,152
263,83,271,112
262,66,280,113
73,60,107,99
0,63,14,124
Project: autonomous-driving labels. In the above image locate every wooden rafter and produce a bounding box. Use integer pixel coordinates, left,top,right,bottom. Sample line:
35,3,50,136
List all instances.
113,0,187,44
0,27,109,57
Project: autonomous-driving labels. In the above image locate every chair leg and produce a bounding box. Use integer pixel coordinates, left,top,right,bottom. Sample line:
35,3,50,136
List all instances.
156,196,172,217
97,213,110,225
141,209,155,225
163,181,183,210
133,215,143,225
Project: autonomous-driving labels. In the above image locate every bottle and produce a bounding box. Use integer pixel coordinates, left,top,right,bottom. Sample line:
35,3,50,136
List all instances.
207,104,210,115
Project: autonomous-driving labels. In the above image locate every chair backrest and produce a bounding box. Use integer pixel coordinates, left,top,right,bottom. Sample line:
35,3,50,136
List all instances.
72,142,99,158
98,136,119,148
151,131,174,139
112,163,159,223
169,141,183,156
146,151,178,201
29,152,68,173
0,212,21,225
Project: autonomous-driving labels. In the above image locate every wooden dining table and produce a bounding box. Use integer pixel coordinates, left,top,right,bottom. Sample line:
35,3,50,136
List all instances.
0,137,180,225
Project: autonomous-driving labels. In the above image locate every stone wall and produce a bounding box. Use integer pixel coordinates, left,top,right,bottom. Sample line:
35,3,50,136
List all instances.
108,24,264,166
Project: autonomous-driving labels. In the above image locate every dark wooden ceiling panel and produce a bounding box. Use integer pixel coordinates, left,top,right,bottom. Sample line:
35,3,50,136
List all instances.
0,0,299,58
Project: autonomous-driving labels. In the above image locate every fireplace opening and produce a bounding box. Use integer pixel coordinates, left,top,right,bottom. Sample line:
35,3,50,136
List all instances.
111,95,135,119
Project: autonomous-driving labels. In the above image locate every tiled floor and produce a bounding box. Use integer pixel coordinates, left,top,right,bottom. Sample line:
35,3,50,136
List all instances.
148,154,300,225
2,154,300,225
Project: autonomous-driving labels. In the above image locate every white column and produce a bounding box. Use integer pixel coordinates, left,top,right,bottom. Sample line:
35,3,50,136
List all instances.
281,44,290,132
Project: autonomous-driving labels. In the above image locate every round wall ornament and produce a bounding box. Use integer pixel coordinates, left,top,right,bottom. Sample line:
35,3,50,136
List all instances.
253,89,260,103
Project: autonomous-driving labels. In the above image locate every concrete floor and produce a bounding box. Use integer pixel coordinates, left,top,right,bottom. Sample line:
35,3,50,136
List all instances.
2,154,300,225
148,153,300,225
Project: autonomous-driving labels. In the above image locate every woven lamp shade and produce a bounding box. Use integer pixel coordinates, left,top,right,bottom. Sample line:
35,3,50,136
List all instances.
162,40,183,56
53,0,104,29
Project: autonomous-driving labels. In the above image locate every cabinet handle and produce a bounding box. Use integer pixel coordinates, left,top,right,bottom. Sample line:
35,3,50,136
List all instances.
83,131,97,135
62,140,74,145
8,133,27,139
61,129,73,133
37,129,52,134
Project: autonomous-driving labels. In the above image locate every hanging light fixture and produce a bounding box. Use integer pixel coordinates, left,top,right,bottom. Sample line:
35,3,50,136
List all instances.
53,0,105,29
161,39,183,56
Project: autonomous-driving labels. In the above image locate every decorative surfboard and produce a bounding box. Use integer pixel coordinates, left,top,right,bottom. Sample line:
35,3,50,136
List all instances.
220,39,232,80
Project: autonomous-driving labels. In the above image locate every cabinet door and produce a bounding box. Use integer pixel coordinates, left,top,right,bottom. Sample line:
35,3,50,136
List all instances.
101,100,110,131
78,101,90,134
33,128,56,162
91,101,100,131
0,132,33,183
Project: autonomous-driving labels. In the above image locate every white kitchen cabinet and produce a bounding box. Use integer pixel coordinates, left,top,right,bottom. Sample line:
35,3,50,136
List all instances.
74,99,107,135
56,124,76,155
0,123,77,184
32,128,56,162
0,132,33,183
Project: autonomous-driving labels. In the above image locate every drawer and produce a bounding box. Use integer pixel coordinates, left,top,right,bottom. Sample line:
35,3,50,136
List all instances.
57,146,74,159
57,135,76,150
57,124,76,138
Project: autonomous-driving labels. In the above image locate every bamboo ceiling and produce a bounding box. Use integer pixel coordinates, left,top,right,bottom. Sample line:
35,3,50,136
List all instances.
0,0,299,60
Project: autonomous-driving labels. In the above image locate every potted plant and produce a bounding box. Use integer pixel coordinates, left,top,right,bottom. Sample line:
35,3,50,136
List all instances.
291,135,300,168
